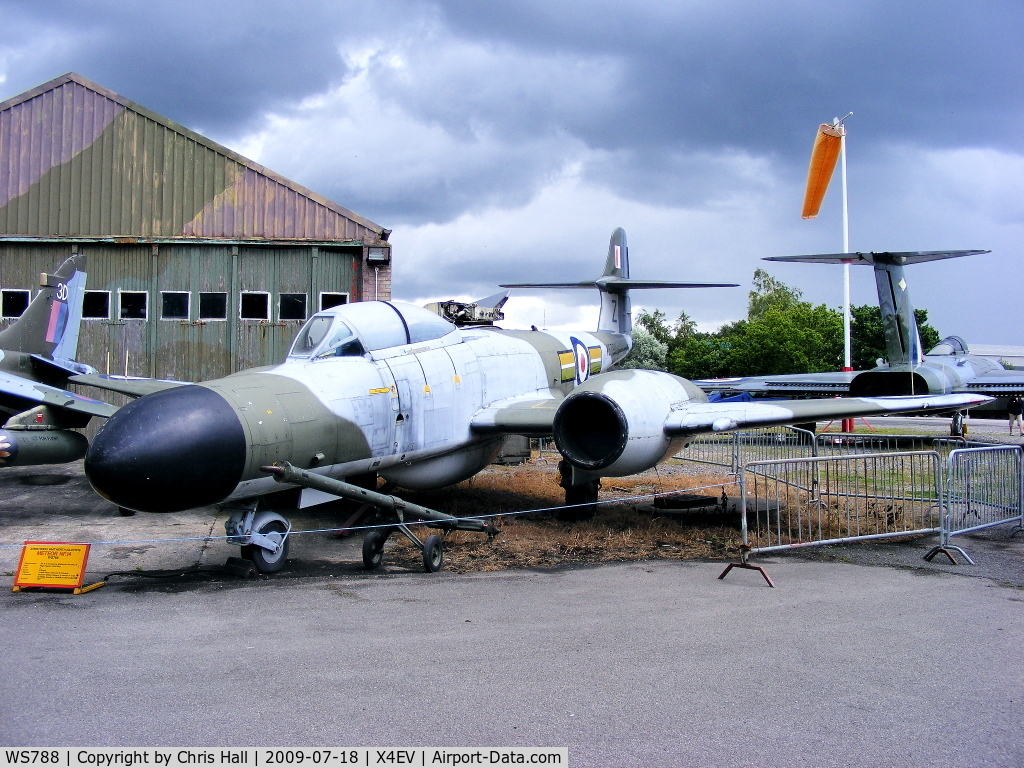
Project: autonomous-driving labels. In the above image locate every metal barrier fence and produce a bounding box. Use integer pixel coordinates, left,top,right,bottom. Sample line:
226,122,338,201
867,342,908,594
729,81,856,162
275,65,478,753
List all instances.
931,445,1024,563
741,451,944,554
678,429,987,475
813,433,990,459
679,426,815,474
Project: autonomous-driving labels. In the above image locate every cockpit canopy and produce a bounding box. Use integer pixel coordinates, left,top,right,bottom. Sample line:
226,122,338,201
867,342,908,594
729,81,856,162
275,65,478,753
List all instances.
288,301,458,359
928,335,969,357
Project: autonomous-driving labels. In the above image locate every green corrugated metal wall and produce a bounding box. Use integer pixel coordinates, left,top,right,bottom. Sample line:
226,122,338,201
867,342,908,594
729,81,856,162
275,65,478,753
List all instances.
0,241,360,381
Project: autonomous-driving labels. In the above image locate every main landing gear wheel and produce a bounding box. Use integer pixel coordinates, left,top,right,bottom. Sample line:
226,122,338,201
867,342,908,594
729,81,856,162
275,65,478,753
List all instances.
951,411,966,437
422,534,443,573
241,519,289,573
362,529,391,570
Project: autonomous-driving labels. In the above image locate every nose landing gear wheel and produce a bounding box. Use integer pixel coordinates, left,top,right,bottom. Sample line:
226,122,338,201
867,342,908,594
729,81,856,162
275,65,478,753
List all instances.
362,529,391,570
422,534,443,573
241,519,289,573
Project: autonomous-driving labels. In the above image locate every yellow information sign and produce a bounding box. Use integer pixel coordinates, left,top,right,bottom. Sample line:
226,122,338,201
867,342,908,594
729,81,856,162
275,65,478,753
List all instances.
13,541,93,591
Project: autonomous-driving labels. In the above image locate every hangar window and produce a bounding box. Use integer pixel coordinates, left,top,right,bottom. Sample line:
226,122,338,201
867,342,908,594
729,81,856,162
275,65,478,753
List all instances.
240,292,269,320
319,293,348,311
83,291,110,320
279,293,307,321
1,289,30,318
161,291,190,320
199,292,228,320
119,291,148,320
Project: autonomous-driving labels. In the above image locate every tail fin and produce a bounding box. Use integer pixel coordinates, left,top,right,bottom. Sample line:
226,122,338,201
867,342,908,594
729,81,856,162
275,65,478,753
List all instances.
0,253,87,361
764,250,987,368
501,227,736,336
597,228,631,334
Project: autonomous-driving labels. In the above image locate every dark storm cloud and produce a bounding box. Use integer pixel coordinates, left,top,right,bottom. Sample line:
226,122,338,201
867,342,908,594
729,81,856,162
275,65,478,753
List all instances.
5,0,1019,217
1,0,371,138
434,0,1024,158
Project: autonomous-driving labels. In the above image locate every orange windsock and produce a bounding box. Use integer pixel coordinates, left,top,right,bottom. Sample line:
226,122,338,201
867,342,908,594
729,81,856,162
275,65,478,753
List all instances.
801,123,843,219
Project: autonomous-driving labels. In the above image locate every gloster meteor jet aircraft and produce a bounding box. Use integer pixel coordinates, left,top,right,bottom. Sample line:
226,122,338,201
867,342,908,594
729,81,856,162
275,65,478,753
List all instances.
695,249,1024,405
0,254,115,467
77,230,990,572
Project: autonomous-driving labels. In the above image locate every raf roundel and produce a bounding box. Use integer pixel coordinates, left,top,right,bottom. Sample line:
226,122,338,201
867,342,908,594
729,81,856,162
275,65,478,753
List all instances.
571,336,590,384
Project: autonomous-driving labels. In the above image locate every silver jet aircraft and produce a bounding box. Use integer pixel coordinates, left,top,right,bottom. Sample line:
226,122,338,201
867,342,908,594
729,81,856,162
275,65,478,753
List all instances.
77,230,990,572
0,254,115,467
695,250,1024,410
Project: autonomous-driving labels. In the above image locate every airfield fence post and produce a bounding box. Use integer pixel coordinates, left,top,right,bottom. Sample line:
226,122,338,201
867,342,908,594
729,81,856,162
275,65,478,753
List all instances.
929,445,1024,563
718,458,776,586
739,467,749,550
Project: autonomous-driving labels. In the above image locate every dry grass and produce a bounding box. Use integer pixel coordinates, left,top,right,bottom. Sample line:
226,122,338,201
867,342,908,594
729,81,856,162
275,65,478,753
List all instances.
377,460,745,573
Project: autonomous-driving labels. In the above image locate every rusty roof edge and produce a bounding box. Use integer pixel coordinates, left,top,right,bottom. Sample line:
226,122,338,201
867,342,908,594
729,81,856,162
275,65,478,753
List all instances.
0,72,388,239
0,236,370,248
0,72,79,112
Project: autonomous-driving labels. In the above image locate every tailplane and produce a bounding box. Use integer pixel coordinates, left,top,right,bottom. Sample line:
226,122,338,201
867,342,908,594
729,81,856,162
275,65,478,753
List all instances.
764,250,987,368
501,228,737,337
0,253,88,364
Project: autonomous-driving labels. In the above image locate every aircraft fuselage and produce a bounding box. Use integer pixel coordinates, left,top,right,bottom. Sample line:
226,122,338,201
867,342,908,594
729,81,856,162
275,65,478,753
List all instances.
85,319,634,513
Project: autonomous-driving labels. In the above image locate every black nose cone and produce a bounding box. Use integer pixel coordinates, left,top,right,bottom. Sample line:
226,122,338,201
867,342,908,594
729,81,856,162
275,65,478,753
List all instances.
86,385,247,512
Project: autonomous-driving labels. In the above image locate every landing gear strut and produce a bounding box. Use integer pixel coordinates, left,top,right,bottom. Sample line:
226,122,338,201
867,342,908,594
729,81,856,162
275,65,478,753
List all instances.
950,410,967,438
557,460,600,521
224,505,292,573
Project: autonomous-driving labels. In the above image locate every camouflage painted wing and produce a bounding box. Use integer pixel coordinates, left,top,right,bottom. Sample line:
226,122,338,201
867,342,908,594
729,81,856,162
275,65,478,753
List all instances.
70,373,189,399
0,370,118,420
693,370,857,396
470,395,561,436
665,393,991,435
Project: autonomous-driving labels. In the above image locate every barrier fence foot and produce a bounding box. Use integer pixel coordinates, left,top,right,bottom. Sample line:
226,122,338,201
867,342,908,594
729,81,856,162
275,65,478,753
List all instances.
718,561,775,588
924,545,976,565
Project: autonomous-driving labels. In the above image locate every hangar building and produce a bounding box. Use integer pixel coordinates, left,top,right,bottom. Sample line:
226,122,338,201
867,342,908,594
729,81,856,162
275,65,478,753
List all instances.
0,72,392,383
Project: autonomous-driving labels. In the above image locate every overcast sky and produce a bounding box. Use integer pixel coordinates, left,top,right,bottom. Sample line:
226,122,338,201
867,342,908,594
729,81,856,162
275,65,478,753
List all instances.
2,0,1021,343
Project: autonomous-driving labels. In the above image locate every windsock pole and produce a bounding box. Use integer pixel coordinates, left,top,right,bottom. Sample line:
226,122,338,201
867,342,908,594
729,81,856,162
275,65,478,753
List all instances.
837,115,853,432
838,116,851,372
802,112,853,429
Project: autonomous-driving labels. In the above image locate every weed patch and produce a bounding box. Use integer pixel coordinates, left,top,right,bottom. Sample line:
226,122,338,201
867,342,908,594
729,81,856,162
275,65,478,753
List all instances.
378,461,744,573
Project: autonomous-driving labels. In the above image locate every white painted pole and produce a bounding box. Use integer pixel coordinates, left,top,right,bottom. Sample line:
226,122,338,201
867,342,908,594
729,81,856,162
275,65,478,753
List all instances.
837,117,851,371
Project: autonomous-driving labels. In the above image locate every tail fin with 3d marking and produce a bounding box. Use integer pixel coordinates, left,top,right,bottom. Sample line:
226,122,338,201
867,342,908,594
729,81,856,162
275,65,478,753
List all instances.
0,253,88,364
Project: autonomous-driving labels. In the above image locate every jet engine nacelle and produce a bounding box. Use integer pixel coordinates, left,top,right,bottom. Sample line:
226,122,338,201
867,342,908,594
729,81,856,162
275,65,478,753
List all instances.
0,428,88,466
552,370,705,477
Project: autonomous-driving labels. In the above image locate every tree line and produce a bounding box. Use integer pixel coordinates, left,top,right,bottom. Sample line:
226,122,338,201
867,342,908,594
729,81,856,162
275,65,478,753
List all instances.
618,269,941,378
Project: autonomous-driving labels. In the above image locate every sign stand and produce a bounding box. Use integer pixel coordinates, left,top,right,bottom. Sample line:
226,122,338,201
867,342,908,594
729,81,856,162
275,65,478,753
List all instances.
11,541,105,594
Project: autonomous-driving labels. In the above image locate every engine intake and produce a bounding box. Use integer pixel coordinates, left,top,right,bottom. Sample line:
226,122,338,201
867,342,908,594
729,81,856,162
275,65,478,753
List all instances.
553,392,628,470
552,370,702,476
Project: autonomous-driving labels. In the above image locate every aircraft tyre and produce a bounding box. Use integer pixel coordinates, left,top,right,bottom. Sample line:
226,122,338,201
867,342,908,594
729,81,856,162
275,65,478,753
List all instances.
362,529,390,570
951,411,966,437
118,507,136,517
241,519,289,573
422,534,443,573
